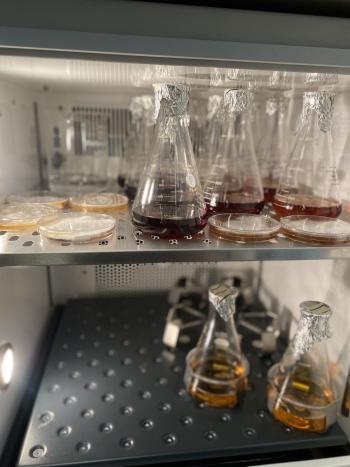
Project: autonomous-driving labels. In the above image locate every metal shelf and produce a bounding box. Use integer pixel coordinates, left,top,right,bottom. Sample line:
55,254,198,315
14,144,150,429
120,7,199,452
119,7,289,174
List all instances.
18,295,347,467
0,211,349,266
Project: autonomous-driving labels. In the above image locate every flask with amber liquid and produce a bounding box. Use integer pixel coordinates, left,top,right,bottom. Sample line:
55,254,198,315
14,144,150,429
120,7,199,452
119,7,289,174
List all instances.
267,301,338,433
185,283,249,408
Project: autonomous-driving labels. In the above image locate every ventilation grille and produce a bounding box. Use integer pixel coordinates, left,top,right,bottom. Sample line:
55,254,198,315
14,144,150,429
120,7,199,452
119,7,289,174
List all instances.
72,107,131,158
94,263,216,294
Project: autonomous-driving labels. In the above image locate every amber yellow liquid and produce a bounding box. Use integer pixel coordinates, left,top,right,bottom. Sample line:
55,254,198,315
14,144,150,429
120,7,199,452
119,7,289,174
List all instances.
341,378,350,417
188,356,247,408
268,373,334,433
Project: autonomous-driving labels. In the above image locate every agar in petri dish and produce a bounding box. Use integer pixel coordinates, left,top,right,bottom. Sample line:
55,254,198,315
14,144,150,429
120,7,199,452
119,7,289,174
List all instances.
7,190,68,208
69,193,128,213
0,204,59,230
38,212,116,243
280,215,350,245
208,213,280,243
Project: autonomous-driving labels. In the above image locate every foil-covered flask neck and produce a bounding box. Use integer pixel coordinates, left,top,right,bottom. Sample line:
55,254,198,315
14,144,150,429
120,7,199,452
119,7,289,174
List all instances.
305,73,338,88
208,95,222,120
292,301,332,359
268,71,290,91
130,95,154,124
154,83,189,119
301,91,335,132
266,96,288,116
224,89,253,114
209,283,239,321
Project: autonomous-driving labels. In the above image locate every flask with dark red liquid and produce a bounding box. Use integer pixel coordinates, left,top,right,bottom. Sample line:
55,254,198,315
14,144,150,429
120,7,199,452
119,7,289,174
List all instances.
131,84,207,238
203,89,264,216
273,90,342,219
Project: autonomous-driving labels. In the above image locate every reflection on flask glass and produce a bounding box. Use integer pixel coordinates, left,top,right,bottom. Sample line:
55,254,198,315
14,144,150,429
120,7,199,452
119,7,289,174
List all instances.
124,96,154,200
49,109,110,192
256,94,290,203
203,89,264,216
267,301,338,433
273,91,341,218
185,283,249,408
131,84,207,238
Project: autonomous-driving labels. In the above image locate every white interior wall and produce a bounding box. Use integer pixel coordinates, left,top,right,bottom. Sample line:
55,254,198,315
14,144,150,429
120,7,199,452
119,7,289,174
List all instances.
0,79,41,201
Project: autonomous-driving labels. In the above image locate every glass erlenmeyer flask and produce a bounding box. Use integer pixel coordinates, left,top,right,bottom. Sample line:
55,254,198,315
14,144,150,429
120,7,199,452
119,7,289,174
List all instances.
203,89,264,215
267,301,338,433
185,283,249,408
197,95,223,185
125,95,154,200
337,130,350,213
132,84,207,238
257,94,290,203
273,91,342,218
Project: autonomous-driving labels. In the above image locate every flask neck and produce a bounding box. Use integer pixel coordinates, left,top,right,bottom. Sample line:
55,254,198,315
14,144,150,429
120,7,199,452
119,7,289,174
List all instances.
301,91,335,132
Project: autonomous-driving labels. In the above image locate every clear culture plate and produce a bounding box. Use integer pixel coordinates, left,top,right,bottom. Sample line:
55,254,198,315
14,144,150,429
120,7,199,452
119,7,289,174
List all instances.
69,192,129,213
0,203,59,230
281,215,350,245
38,212,116,243
7,190,68,208
208,213,280,243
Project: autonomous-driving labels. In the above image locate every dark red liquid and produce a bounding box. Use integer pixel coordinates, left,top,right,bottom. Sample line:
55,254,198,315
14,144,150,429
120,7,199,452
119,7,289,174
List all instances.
264,187,277,204
206,200,264,216
132,211,207,238
273,194,342,219
125,184,137,201
118,175,126,189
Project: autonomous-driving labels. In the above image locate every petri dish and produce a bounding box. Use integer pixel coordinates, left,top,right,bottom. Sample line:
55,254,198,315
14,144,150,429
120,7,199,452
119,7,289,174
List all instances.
69,193,128,213
208,213,280,243
0,204,59,230
38,212,116,243
7,190,68,208
280,215,350,245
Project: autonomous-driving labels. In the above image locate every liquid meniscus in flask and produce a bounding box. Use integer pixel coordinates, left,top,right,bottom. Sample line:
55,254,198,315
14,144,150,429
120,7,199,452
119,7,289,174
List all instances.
273,194,342,219
188,354,248,407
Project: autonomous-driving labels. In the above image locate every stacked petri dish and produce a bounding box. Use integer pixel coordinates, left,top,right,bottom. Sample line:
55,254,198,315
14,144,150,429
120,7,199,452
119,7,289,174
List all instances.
69,192,128,213
38,212,116,244
280,215,350,245
208,213,281,243
0,204,59,231
7,190,68,208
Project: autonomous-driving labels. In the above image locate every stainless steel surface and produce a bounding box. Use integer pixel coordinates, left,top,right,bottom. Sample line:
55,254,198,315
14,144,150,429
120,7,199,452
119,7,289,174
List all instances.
0,212,350,266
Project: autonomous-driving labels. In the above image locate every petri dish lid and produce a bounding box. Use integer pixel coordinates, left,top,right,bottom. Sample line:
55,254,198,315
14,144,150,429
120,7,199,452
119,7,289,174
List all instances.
69,192,128,213
38,212,116,243
281,215,350,245
7,190,68,208
0,204,59,230
208,213,280,242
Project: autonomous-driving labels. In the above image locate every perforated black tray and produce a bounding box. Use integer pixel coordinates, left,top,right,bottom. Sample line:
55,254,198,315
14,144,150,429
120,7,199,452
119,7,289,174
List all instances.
18,295,347,466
